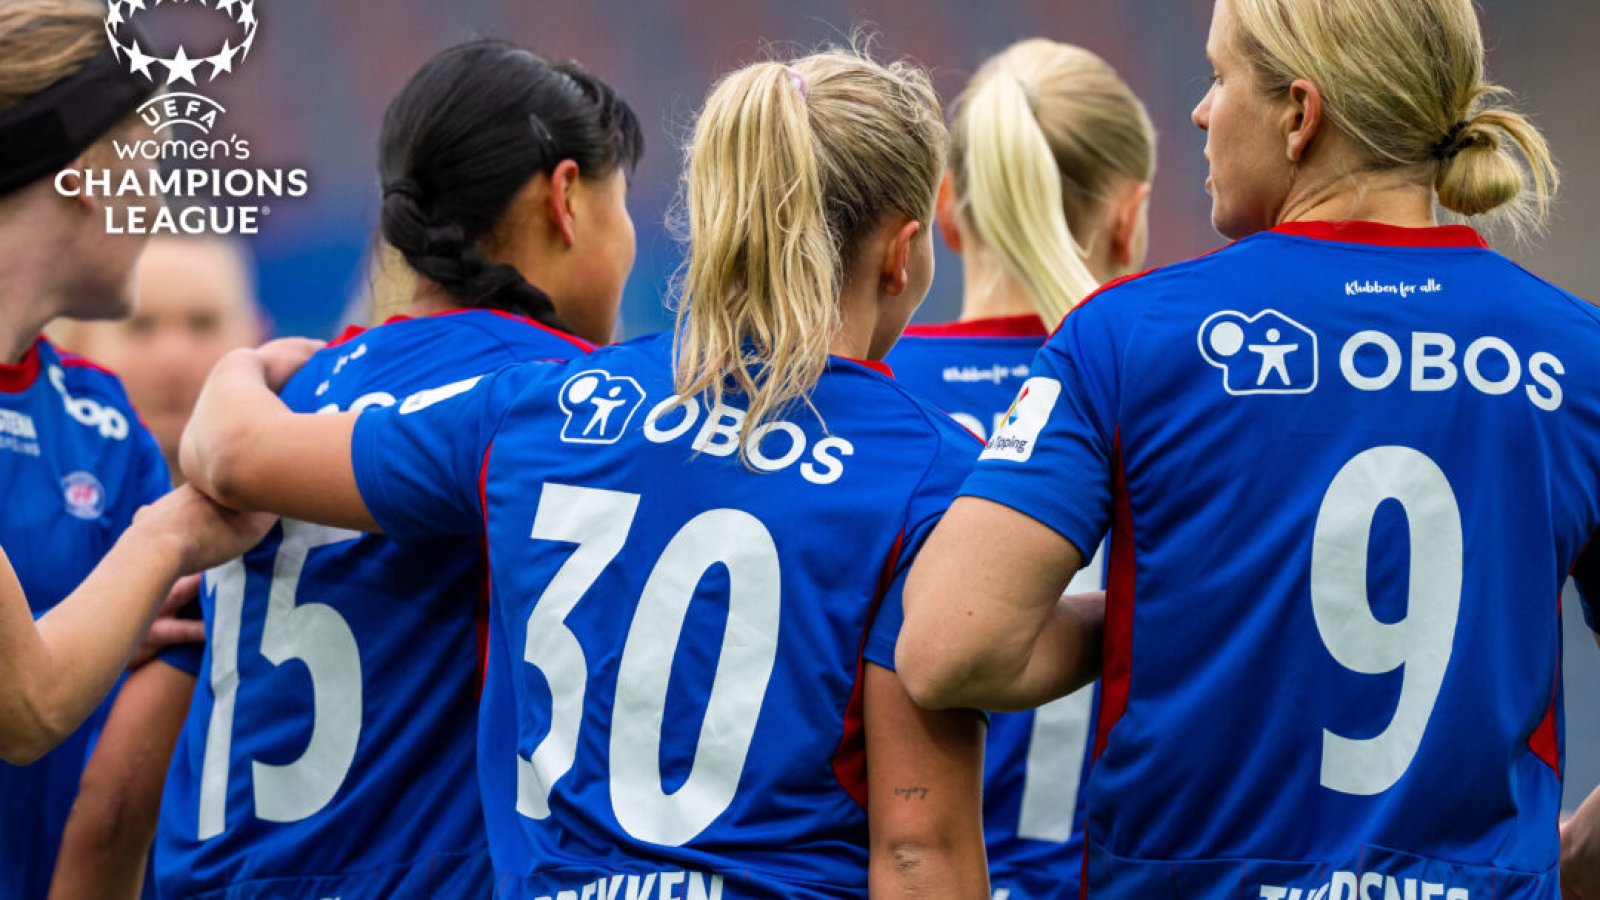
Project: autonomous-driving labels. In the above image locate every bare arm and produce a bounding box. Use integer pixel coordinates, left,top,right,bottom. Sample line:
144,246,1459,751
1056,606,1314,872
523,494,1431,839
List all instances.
865,663,987,898
0,486,271,764
49,660,196,900
180,342,377,532
897,497,1103,712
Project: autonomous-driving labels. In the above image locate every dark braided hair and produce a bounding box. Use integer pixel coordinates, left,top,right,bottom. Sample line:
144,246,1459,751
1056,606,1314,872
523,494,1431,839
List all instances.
377,40,644,328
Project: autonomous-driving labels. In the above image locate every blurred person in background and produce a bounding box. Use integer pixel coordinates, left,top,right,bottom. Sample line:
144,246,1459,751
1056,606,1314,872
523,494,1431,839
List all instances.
45,233,264,899
0,2,276,898
49,38,642,900
53,235,268,483
178,43,990,898
884,38,1154,899
899,0,1592,896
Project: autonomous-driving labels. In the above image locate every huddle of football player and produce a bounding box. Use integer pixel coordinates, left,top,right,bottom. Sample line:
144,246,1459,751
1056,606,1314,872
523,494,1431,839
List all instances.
1,0,1596,898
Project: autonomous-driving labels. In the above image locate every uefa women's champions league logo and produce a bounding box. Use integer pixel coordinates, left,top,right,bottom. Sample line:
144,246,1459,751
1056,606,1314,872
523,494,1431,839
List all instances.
106,0,258,133
52,0,307,235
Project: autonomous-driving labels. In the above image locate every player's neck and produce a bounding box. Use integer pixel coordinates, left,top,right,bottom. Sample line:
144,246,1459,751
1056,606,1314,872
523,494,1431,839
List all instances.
0,256,57,365
958,252,1043,323
1276,168,1438,231
404,281,464,318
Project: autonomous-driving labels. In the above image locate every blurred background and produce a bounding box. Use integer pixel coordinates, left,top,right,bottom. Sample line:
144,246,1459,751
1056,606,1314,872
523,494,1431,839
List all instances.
135,0,1600,809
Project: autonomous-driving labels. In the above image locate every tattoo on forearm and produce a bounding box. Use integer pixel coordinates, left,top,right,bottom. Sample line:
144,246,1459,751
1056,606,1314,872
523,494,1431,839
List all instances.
893,785,929,801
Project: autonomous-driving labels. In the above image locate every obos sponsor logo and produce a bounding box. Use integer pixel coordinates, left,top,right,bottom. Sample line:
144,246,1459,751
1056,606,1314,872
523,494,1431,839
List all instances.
559,371,646,445
1199,309,1319,396
54,0,308,235
980,377,1060,463
642,396,854,485
61,471,106,520
1197,309,1565,411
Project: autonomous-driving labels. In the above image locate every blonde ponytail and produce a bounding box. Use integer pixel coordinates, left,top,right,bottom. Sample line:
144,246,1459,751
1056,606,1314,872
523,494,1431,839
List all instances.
1436,104,1557,226
960,74,1099,325
950,40,1156,326
674,48,945,451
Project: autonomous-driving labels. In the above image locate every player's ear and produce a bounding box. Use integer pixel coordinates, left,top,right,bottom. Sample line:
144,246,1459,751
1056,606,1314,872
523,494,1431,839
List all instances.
546,159,581,248
880,218,921,298
934,171,963,254
1284,78,1325,164
1109,181,1151,270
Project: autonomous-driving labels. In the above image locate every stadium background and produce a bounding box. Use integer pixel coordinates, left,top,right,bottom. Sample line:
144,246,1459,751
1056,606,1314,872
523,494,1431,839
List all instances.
133,0,1600,810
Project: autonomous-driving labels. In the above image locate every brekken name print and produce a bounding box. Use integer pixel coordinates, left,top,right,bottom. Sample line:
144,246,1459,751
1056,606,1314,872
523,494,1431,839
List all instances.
53,0,309,235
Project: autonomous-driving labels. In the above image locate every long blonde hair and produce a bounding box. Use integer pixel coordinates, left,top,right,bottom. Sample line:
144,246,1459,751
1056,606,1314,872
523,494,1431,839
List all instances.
951,39,1156,326
674,48,946,447
1229,0,1557,234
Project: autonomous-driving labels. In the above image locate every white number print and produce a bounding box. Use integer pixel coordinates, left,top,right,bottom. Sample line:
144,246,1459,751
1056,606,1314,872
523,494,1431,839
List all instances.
1015,543,1104,842
198,522,365,838
519,484,782,847
518,485,640,819
1311,446,1463,796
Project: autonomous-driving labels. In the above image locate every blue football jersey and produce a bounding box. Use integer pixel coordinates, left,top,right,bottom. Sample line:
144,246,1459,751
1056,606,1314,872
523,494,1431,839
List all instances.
962,221,1600,899
0,338,170,900
155,310,592,899
350,331,979,898
889,315,1100,900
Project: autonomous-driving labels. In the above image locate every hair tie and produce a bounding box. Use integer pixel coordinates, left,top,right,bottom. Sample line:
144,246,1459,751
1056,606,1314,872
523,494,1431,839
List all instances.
1431,120,1472,161
383,178,425,203
788,68,810,102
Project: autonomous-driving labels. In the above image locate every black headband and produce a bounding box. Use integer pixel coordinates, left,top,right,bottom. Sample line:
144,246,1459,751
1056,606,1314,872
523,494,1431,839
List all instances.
0,22,159,198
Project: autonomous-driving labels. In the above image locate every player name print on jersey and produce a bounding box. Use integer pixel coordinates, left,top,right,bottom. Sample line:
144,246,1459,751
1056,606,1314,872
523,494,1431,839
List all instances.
1258,871,1469,900
1197,310,1564,410
533,869,724,900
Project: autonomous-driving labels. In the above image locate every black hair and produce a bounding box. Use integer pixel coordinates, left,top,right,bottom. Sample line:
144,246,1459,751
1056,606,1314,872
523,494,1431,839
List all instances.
377,40,644,327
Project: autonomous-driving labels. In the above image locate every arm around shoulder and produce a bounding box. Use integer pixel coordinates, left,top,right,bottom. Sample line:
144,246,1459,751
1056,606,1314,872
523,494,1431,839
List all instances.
180,342,377,532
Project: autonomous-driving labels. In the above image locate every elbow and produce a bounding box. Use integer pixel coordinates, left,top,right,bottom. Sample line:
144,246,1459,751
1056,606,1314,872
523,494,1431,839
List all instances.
181,417,259,510
0,697,72,765
893,636,968,712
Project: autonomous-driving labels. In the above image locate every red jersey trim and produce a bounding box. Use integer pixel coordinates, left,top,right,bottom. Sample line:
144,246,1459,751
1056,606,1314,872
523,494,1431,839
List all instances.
834,356,894,379
475,441,495,697
1093,430,1136,762
832,529,906,810
1527,581,1565,777
0,340,44,393
327,324,369,348
903,314,1048,339
1269,220,1489,249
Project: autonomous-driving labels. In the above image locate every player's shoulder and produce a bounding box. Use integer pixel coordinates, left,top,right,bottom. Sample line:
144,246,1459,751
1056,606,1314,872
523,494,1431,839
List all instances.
41,339,136,405
824,357,984,465
324,309,591,367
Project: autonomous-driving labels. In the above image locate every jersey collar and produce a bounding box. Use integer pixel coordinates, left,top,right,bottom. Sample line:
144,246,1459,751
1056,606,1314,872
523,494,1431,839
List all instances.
0,340,42,394
1269,220,1490,249
832,356,894,379
903,314,1049,339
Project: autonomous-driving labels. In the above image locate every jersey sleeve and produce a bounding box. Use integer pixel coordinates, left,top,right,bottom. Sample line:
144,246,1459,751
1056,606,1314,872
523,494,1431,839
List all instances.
133,424,173,508
956,299,1123,559
864,420,981,671
351,363,548,543
1575,533,1600,633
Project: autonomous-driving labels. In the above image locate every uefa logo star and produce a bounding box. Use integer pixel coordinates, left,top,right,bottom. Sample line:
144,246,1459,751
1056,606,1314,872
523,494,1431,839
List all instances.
105,0,259,134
